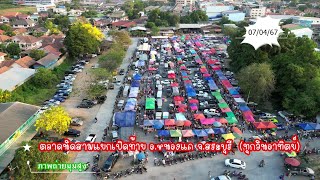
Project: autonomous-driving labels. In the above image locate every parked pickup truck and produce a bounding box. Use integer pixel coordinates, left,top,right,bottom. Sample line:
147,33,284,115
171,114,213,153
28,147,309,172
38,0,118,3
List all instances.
259,113,277,119
286,167,315,177
85,134,97,143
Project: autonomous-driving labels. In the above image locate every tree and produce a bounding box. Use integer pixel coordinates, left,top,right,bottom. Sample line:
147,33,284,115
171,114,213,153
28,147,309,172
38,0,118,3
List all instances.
0,24,12,32
64,21,104,57
12,140,68,180
88,84,105,98
151,26,159,36
53,15,70,30
81,10,98,18
0,89,11,102
237,63,275,103
222,26,238,37
31,68,58,88
6,43,21,57
30,49,46,60
45,20,60,34
145,22,156,28
35,106,71,135
111,31,132,46
298,5,307,12
90,68,111,80
219,16,233,25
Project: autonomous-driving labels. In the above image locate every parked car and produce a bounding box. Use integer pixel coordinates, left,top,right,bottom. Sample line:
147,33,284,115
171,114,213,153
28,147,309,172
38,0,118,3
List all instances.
77,101,94,108
85,134,97,142
204,109,221,116
260,113,277,119
278,111,293,122
70,118,83,126
119,69,125,75
102,152,119,172
64,129,81,137
212,175,231,180
108,83,114,89
225,159,246,169
286,166,315,177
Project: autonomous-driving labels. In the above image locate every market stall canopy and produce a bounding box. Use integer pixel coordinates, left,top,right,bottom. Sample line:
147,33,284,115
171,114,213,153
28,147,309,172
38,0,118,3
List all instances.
170,130,182,137
176,113,187,121
213,121,222,127
261,121,277,129
182,130,195,137
143,120,154,126
205,128,215,134
115,111,136,127
298,123,316,131
174,96,184,101
188,99,199,104
131,80,140,87
226,117,238,124
221,108,232,113
146,98,155,110
165,119,176,126
219,118,228,124
139,54,148,61
148,67,157,71
153,120,164,129
200,118,215,125
133,74,142,80
252,122,267,129
239,105,250,112
158,130,170,137
229,88,240,95
284,158,300,167
171,82,179,87
218,103,229,109
184,120,192,126
193,129,208,137
213,128,225,134
138,43,151,51
135,60,145,67
232,127,243,135
234,98,246,104
124,98,137,111
194,113,205,120
175,120,184,126
222,133,235,140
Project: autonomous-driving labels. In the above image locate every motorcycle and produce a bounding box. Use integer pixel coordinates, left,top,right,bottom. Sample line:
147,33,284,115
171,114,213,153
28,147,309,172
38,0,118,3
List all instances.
259,160,265,167
223,170,231,176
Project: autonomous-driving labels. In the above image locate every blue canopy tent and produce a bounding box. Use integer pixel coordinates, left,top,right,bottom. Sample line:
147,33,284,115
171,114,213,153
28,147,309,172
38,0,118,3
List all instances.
298,123,315,131
193,129,208,137
158,130,170,137
133,74,142,80
143,120,154,126
218,75,228,80
229,88,240,95
213,128,225,134
239,105,250,112
153,120,164,129
215,70,224,76
181,71,188,77
115,111,136,127
185,85,196,97
135,60,145,67
131,80,140,87
205,128,215,134
124,98,137,111
313,123,320,130
208,80,218,90
205,77,213,81
137,152,146,160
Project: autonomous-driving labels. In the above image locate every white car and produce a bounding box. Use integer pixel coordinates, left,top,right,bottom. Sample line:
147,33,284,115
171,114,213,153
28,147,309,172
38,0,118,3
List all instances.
134,69,139,74
204,109,221,116
85,134,97,143
278,111,292,122
211,175,231,180
225,159,246,169
161,80,170,85
260,113,276,119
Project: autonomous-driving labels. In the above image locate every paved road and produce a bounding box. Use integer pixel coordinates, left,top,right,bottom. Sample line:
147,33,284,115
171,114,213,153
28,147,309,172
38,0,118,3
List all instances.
66,38,138,180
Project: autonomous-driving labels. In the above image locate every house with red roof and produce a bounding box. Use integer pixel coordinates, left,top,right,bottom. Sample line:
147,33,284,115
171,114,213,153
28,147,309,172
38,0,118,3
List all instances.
0,52,7,62
112,21,136,30
43,45,61,56
12,35,42,51
12,56,36,68
0,35,11,44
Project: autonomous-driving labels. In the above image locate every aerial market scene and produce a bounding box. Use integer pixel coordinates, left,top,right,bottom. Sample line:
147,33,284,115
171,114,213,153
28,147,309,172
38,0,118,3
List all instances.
0,0,319,180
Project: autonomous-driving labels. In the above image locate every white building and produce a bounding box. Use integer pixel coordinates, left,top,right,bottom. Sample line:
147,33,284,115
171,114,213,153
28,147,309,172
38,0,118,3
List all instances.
250,7,266,18
14,0,69,5
292,17,320,27
199,3,234,19
36,4,56,12
176,0,194,6
54,6,67,15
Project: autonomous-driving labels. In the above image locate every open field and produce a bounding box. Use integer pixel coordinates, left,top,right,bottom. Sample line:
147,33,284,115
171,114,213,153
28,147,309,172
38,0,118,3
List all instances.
0,5,36,15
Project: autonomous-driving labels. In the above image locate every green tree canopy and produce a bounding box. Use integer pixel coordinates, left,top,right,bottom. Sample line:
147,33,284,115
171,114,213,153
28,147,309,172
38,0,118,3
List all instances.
6,43,21,57
31,68,58,88
29,49,46,60
237,63,275,103
53,15,70,30
81,10,98,18
64,21,104,57
12,140,68,180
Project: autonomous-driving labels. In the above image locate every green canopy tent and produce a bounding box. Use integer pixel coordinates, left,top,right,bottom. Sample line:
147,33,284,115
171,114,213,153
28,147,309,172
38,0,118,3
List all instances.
146,98,155,110
226,117,238,124
218,103,229,109
226,112,236,118
170,130,182,137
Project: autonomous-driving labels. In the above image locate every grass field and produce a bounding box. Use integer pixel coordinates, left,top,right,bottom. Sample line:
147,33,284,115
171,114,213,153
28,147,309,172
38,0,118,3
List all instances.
0,4,36,15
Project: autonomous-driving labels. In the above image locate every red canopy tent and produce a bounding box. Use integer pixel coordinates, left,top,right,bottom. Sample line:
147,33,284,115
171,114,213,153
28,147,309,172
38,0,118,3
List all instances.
171,82,179,87
219,118,228,124
182,130,195,137
203,73,211,77
184,120,192,126
221,80,233,88
200,68,208,74
174,96,184,101
232,127,243,135
176,120,184,126
168,73,176,79
252,122,267,129
194,113,205,120
180,66,187,70
174,101,182,106
165,119,176,126
184,80,192,84
177,106,187,113
188,99,199,104
261,121,277,129
212,65,221,71
207,59,215,65
221,108,232,112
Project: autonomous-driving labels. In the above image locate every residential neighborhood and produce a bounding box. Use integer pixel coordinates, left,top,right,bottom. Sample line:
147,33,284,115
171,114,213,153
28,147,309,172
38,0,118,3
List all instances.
0,0,319,180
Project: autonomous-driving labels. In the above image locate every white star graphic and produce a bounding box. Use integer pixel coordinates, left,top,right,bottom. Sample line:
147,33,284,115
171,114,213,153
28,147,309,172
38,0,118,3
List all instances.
23,144,31,151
